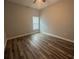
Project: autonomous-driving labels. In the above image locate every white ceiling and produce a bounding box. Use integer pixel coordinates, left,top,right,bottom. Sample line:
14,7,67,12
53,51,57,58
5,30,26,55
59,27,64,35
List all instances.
7,0,60,10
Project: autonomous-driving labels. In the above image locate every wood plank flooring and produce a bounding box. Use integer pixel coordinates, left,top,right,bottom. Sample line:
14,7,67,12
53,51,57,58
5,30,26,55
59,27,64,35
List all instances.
5,33,74,59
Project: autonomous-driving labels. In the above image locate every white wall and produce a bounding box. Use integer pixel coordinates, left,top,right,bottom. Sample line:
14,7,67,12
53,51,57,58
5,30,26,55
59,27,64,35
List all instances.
40,0,74,41
5,1,39,39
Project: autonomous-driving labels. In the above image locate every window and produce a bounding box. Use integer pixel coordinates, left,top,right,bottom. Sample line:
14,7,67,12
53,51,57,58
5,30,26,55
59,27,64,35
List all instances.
33,16,39,30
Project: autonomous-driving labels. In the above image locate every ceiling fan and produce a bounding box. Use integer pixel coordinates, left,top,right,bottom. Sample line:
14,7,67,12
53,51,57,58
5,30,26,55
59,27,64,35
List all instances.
33,0,46,3
32,0,47,9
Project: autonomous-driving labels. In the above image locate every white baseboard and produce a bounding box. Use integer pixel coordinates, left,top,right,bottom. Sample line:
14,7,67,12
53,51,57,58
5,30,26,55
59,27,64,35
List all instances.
41,32,74,43
7,31,39,40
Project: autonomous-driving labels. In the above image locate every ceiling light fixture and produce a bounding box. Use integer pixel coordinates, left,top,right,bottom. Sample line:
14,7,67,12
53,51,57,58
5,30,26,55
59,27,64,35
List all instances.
32,0,47,9
33,0,46,3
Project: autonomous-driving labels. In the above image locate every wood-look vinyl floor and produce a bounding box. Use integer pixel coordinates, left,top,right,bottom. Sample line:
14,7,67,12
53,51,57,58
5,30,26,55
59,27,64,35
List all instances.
5,33,74,59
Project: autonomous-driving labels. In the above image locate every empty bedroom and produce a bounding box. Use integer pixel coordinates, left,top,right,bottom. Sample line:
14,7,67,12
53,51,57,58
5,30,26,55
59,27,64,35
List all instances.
4,0,74,59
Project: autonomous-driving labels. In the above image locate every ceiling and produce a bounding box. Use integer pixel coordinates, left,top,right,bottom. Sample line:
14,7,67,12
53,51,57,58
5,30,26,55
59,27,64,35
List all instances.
7,0,60,10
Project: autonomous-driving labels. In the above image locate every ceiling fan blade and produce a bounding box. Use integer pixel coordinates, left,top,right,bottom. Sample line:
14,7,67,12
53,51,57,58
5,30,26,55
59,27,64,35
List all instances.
43,0,46,2
33,0,36,3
